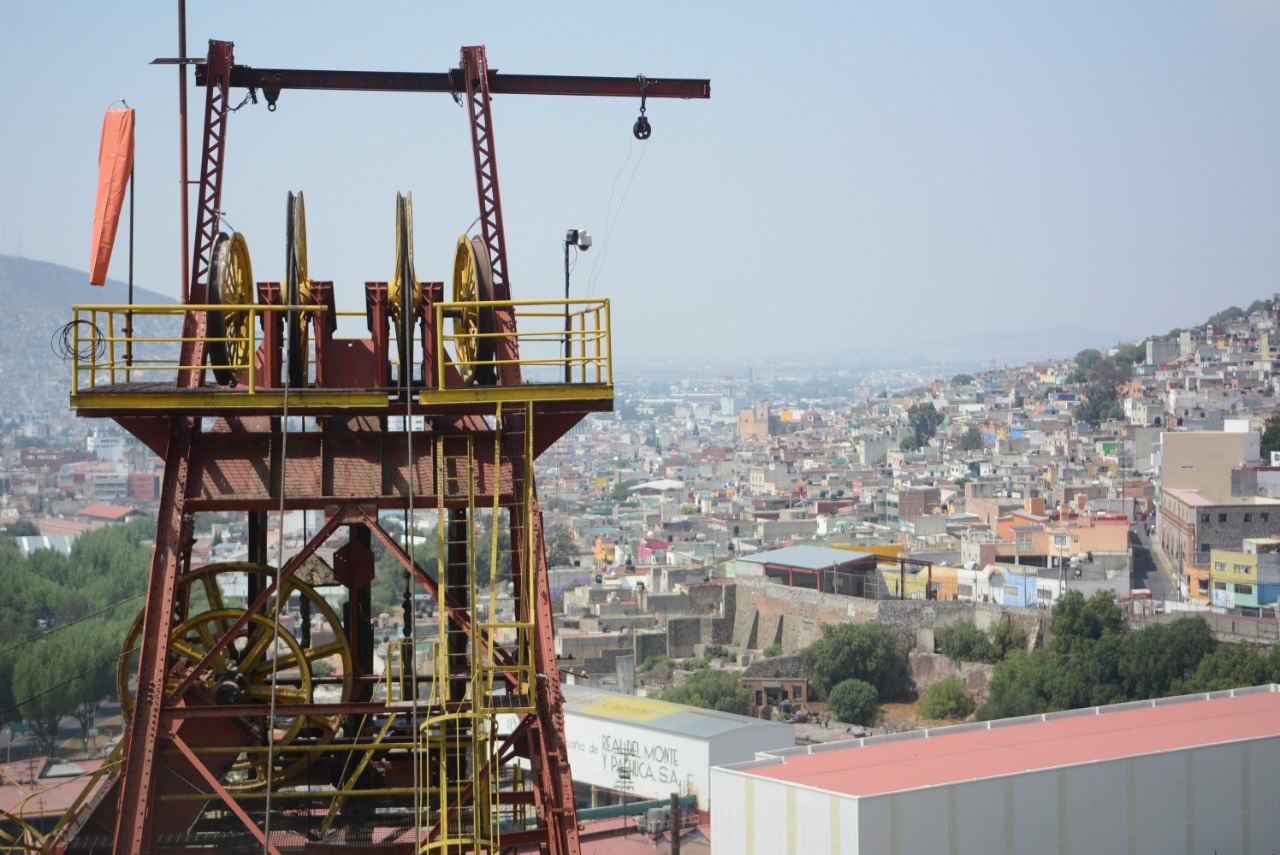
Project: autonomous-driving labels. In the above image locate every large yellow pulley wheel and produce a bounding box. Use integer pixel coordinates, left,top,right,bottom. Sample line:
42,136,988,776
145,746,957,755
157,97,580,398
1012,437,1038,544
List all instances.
387,192,421,321
206,231,254,386
285,190,312,388
117,562,352,791
388,192,422,384
450,234,497,385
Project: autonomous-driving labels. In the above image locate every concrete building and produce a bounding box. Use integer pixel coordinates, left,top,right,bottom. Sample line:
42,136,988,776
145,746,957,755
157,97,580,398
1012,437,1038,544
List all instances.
1160,487,1280,568
1145,336,1178,366
1158,429,1260,504
712,686,1280,854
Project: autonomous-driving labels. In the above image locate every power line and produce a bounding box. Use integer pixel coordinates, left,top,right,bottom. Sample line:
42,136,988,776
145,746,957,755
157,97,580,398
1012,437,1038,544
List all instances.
0,592,145,660
0,644,137,722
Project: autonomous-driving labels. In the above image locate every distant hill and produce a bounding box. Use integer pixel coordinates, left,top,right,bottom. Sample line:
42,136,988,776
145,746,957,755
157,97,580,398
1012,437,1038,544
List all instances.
0,254,172,314
0,255,173,417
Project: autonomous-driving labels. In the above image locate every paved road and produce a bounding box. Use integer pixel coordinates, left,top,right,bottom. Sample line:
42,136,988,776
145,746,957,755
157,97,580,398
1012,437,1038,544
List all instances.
1130,524,1176,601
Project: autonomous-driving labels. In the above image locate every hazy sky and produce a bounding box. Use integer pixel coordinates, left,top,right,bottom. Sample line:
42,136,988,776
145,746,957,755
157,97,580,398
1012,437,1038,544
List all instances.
3,1,1280,362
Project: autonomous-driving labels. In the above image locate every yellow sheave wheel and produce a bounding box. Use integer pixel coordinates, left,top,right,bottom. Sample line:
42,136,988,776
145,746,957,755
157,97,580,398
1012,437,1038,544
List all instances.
285,191,312,387
206,231,254,386
388,192,422,384
450,234,496,385
118,562,353,791
387,192,421,321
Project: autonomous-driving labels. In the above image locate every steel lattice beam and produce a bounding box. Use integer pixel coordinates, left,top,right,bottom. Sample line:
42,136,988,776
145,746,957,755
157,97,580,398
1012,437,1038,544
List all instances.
460,45,522,388
177,39,233,390
111,417,197,853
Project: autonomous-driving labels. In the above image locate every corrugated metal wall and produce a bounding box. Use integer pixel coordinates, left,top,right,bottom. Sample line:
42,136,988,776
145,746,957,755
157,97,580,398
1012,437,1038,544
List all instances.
713,735,1280,854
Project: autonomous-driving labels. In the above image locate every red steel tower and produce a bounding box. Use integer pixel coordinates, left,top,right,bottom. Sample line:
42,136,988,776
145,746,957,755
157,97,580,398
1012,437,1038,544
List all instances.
48,39,707,854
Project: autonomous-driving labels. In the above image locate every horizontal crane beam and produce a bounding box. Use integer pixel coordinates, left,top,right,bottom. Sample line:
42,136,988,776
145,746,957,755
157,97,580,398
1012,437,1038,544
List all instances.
190,64,710,100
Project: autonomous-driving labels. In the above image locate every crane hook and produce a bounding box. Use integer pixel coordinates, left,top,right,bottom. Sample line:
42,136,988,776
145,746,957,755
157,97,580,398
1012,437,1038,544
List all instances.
632,74,651,140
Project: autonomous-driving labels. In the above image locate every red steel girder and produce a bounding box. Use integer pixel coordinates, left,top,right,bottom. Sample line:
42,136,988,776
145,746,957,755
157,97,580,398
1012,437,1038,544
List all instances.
184,428,514,511
195,64,711,100
110,417,197,853
460,45,521,387
177,39,233,389
168,733,282,855
525,500,581,855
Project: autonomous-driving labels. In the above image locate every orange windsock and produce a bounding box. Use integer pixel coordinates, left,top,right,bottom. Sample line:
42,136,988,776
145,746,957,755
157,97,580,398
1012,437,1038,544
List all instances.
89,107,135,286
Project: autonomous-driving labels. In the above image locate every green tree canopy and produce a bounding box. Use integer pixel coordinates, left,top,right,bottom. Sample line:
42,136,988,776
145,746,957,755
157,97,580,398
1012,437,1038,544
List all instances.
545,526,577,568
1262,413,1280,458
660,669,750,715
935,621,995,663
975,649,1062,720
2,520,39,537
1050,590,1125,654
918,676,975,720
1118,618,1215,700
906,402,944,448
1074,348,1103,371
1207,305,1246,327
1113,342,1145,364
956,426,984,452
1072,355,1130,424
950,373,974,386
1175,643,1278,693
803,622,913,700
826,678,880,726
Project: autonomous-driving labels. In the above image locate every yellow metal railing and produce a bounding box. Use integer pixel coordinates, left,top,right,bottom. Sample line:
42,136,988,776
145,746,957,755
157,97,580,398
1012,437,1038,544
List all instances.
67,297,611,395
67,303,325,393
434,298,612,389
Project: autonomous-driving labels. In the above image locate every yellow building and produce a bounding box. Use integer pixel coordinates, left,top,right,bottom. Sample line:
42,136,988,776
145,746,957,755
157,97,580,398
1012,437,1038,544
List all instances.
1209,548,1258,609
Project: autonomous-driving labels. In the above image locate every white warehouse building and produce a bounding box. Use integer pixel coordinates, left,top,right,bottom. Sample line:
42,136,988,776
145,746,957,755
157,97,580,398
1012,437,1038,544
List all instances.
553,684,793,809
712,686,1280,854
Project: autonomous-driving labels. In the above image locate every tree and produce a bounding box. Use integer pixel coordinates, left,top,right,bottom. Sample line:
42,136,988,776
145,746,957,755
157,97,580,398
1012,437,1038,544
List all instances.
660,670,750,715
1055,632,1126,709
2,520,39,537
545,526,576,568
1262,413,1280,459
68,626,118,750
1073,355,1129,424
12,637,78,753
1118,617,1214,699
1074,348,1103,371
826,678,880,726
899,436,921,453
1175,642,1274,694
951,373,974,386
1207,305,1246,327
610,482,633,502
989,619,1028,660
918,676,975,720
1050,590,1124,654
935,621,995,663
1113,342,1145,364
906,402,944,447
976,649,1062,720
956,426,984,452
802,622,913,700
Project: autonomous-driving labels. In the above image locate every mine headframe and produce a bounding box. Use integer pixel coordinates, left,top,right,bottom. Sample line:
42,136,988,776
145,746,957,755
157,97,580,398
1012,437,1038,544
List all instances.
52,39,707,855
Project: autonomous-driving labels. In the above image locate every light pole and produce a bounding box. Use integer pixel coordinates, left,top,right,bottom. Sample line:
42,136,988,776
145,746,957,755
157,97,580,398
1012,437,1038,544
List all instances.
563,228,591,383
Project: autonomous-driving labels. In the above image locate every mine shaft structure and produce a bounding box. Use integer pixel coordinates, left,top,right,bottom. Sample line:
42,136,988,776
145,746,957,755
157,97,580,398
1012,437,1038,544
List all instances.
49,40,708,854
